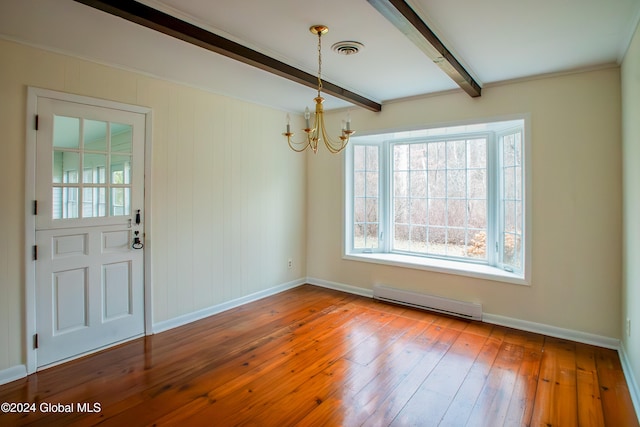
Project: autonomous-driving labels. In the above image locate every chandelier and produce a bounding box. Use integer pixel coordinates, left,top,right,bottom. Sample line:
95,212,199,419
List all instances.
284,25,355,154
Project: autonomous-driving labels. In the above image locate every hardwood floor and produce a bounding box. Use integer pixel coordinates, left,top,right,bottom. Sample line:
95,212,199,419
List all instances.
0,285,637,426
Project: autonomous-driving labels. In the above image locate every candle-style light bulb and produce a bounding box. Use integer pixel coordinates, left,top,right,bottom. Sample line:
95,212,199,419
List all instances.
286,113,291,133
304,107,311,129
345,111,351,131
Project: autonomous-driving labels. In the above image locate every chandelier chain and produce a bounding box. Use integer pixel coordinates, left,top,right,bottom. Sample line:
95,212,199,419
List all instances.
317,31,323,97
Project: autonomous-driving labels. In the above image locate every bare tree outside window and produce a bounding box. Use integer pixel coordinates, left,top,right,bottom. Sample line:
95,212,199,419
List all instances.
391,138,487,259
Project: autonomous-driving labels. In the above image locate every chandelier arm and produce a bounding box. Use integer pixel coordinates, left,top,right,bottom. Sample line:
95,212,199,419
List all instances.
317,111,349,154
285,133,312,152
288,140,311,152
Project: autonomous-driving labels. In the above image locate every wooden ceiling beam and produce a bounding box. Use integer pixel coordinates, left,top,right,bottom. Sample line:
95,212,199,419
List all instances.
72,0,382,112
368,0,482,97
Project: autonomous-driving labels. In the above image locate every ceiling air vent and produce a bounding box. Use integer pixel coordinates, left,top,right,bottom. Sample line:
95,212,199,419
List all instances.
331,41,364,56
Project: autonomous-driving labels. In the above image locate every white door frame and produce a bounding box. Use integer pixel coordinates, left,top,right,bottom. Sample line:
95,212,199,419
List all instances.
24,87,153,374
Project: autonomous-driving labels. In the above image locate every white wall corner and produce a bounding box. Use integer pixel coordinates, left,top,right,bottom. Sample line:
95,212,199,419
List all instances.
620,343,640,423
0,365,27,386
152,278,306,334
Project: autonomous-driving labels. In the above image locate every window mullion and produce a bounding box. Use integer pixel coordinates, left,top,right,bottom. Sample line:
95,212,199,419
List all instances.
444,142,448,256
487,132,498,267
381,141,391,253
344,145,353,254
464,140,469,256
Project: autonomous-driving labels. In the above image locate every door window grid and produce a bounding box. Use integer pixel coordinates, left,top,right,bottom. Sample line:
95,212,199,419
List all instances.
52,116,133,220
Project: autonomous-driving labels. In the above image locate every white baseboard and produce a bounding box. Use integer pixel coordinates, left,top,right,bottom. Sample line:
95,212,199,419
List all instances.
620,343,640,424
152,278,306,334
0,364,27,386
482,313,620,350
306,277,374,298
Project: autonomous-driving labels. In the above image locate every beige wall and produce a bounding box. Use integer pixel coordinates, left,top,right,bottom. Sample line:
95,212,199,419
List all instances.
312,67,622,338
0,39,307,373
622,21,640,399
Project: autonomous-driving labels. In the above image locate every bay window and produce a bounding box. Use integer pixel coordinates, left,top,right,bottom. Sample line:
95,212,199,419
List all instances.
345,118,529,284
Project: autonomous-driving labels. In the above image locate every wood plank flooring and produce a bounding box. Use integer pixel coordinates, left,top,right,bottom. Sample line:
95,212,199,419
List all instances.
0,285,637,426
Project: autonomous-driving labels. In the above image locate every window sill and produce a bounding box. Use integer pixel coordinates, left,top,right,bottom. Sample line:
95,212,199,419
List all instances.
343,252,529,286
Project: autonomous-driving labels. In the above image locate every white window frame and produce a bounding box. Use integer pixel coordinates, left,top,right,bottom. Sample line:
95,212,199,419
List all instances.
344,116,531,285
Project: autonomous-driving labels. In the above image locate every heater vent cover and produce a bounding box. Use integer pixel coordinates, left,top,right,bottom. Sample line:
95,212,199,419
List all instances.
373,284,482,321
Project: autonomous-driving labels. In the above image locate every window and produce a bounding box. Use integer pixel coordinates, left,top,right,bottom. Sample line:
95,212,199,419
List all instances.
345,118,529,284
52,116,133,220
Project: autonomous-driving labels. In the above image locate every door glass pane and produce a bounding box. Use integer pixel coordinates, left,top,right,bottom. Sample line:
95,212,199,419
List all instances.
111,155,131,185
111,123,132,153
84,120,107,151
53,187,79,219
83,154,107,184
111,188,130,216
97,187,107,217
65,187,79,219
53,151,79,183
83,187,107,218
53,116,80,149
83,188,94,218
52,188,62,220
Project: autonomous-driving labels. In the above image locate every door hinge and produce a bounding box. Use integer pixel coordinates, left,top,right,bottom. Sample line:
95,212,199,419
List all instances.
32,245,38,261
33,200,38,215
35,115,39,131
33,334,38,349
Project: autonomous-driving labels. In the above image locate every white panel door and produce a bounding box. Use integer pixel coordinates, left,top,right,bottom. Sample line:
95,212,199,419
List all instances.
34,97,145,368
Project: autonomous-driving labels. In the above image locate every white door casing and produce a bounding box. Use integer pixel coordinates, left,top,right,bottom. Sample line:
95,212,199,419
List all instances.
25,88,152,370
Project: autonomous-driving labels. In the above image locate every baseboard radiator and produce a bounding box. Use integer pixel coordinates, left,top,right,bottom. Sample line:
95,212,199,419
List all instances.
373,284,483,321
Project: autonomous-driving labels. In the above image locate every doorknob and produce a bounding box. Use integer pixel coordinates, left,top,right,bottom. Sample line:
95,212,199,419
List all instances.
132,231,143,249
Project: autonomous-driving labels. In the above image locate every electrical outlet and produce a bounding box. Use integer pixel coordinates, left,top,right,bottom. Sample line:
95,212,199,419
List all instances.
288,258,293,269
627,318,631,337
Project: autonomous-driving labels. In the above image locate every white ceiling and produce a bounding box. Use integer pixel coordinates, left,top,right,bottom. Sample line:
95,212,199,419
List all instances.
1,0,639,113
